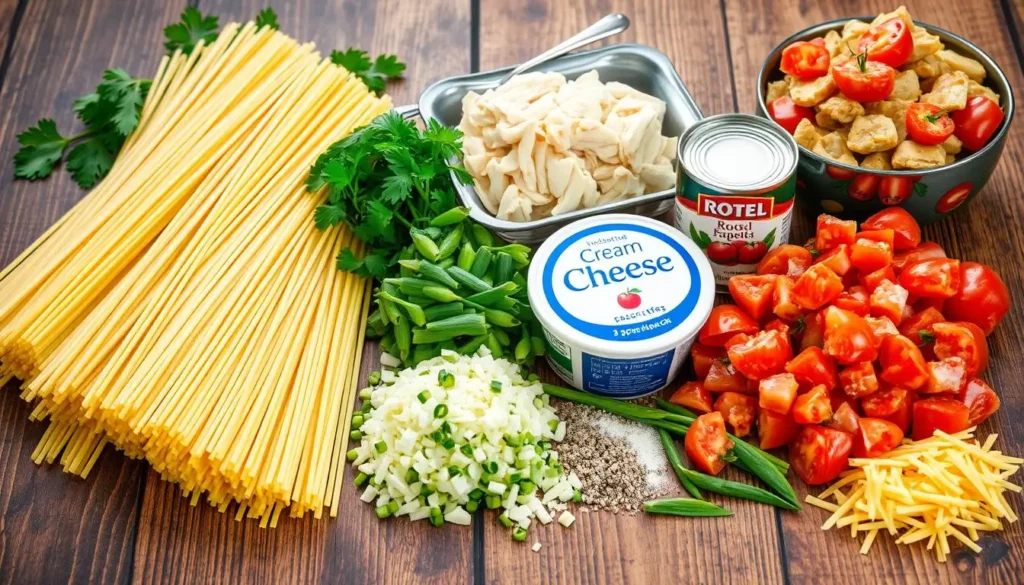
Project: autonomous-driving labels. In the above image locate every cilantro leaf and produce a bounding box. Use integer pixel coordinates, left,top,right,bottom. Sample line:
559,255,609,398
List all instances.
14,120,69,180
336,247,366,276
330,48,371,73
255,7,279,30
329,48,405,96
362,252,388,280
96,69,151,136
65,130,121,189
164,7,219,55
314,204,346,230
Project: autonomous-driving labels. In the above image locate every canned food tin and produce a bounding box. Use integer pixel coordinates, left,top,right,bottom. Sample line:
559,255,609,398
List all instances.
673,113,798,289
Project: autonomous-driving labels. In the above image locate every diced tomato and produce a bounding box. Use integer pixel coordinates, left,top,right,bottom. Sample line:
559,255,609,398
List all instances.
850,234,894,274
830,389,861,416
958,378,1000,426
691,344,724,380
727,329,792,380
792,384,832,424
869,280,909,324
724,333,752,351
759,373,799,414
861,207,921,251
792,264,844,310
685,412,735,475
944,262,1011,335
899,258,961,298
861,265,897,293
931,321,989,379
899,306,945,346
865,316,900,342
913,296,946,315
858,17,913,68
797,310,826,351
764,318,791,338
824,306,878,364
729,274,777,322
772,275,804,321
669,381,714,414
790,425,854,485
839,362,879,398
878,334,928,390
816,214,857,252
758,408,801,450
922,357,967,394
862,386,913,433
780,41,831,80
704,359,749,394
813,244,853,277
833,286,870,316
829,402,861,434
852,418,904,458
758,245,813,277
714,392,758,438
785,346,838,391
699,304,760,346
768,96,817,134
912,397,970,440
892,241,946,272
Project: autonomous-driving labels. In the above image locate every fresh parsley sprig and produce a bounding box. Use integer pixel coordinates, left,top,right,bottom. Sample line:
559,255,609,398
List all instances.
330,48,406,95
163,7,220,55
307,111,472,279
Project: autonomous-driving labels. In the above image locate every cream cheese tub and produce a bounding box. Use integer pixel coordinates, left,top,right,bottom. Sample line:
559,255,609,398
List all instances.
528,214,715,399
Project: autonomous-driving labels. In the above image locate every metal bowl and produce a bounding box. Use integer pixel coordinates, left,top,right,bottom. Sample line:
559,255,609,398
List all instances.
755,18,1015,224
417,43,704,243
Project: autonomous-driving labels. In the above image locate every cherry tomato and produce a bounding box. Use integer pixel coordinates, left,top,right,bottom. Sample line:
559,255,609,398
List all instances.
669,381,714,414
892,241,946,272
862,386,913,433
878,176,913,206
944,262,1010,335
860,265,897,293
824,306,878,364
727,329,792,380
792,263,844,310
850,233,895,274
780,41,831,80
785,346,839,391
899,258,961,298
714,392,758,438
931,321,989,379
922,357,967,394
857,17,913,68
852,417,904,458
869,279,909,324
958,378,1000,426
952,96,1005,151
691,343,725,380
832,57,895,102
826,166,857,181
704,359,749,394
814,244,853,276
862,207,921,251
728,274,777,322
865,316,900,342
768,96,817,134
792,384,833,424
878,334,928,390
816,214,857,252
848,174,881,201
758,408,801,450
912,397,970,440
758,245,813,277
833,286,869,317
898,306,945,347
759,373,799,414
698,304,760,346
685,412,735,475
935,182,973,214
790,425,854,485
770,275,803,322
829,402,861,434
905,102,955,146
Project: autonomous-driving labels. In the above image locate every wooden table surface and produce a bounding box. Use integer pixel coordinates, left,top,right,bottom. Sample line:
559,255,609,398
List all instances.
1,0,1023,583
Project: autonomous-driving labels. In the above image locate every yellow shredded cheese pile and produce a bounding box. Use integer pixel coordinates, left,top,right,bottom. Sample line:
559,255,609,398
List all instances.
806,428,1022,561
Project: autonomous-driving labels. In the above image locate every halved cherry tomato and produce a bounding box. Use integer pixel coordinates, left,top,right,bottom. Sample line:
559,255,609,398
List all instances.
905,102,955,146
857,17,913,68
824,306,878,364
759,373,799,414
792,263,844,310
714,392,758,438
758,244,813,277
922,357,967,394
862,386,913,433
899,306,945,346
912,397,970,440
685,412,735,475
814,244,853,276
832,57,895,102
878,176,913,206
848,173,880,201
862,207,922,251
931,321,989,379
768,96,817,134
704,359,749,394
865,316,900,342
727,329,792,379
958,378,1000,426
829,402,861,434
860,265,897,293
790,425,854,485
944,262,1010,335
816,214,857,252
729,275,777,322
839,362,879,398
869,280,909,324
792,384,832,424
878,334,928,390
699,304,760,346
691,343,725,380
780,41,831,80
899,258,961,298
833,286,870,317
758,408,801,450
786,346,838,391
798,310,826,351
952,96,1005,151
669,381,714,414
935,182,973,214
892,241,946,272
850,231,895,273
852,418,904,458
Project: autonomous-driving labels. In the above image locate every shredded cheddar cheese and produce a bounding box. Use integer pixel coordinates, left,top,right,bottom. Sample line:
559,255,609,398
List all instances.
807,428,1022,561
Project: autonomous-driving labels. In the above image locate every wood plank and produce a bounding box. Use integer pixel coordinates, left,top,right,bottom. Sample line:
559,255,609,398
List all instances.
0,1,184,584
477,2,785,583
723,1,1024,583
128,2,473,584
0,0,19,79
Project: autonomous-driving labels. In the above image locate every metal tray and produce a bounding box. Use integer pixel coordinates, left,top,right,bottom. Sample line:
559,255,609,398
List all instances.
414,43,704,243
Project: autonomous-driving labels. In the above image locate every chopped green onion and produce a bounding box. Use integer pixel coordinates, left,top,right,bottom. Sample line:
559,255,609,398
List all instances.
437,369,455,388
359,387,373,399
441,438,456,450
429,507,444,527
374,441,387,454
573,489,583,503
434,403,449,418
346,449,359,461
460,444,474,457
485,495,501,509
368,371,382,385
405,469,420,484
490,380,503,393
483,460,499,474
448,466,462,477
376,505,391,518
512,527,528,541
354,472,369,487
387,500,400,514
498,513,513,528
417,390,430,404
466,500,479,513
468,488,485,501
351,414,364,428
509,472,522,483
350,430,362,441
519,480,535,494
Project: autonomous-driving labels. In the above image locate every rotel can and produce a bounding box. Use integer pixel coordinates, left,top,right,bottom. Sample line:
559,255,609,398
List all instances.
674,113,799,289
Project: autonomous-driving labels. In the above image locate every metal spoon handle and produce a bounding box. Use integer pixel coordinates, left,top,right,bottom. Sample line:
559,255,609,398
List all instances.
498,13,630,84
